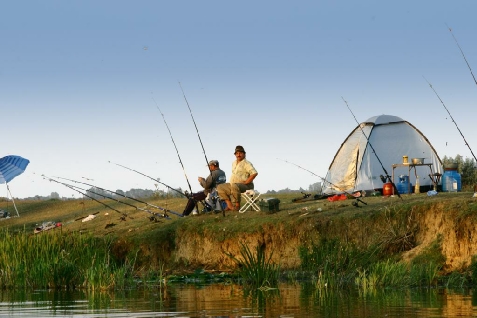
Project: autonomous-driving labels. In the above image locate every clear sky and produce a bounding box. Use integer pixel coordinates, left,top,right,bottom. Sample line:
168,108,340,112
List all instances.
1,1,476,199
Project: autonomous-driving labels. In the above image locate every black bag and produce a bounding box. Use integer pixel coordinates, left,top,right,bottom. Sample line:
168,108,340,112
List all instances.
182,191,206,216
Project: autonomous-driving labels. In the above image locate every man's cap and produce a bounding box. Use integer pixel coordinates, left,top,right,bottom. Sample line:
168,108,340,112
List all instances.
208,160,219,166
234,145,245,153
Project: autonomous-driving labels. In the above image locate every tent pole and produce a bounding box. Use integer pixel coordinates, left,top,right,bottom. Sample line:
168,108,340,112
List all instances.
341,97,403,200
6,184,20,217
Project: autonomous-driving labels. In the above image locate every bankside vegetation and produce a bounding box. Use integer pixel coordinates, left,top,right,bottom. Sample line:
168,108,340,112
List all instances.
0,156,476,291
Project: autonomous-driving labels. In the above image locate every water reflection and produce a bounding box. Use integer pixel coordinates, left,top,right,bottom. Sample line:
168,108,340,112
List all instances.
0,284,474,317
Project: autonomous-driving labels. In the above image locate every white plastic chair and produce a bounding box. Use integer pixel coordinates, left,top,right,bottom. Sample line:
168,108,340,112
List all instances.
239,190,261,213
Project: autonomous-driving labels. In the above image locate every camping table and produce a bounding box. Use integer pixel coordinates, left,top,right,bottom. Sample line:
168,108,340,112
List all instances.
391,163,434,194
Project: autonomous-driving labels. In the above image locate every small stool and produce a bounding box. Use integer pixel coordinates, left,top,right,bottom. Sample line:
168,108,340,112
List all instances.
240,190,261,213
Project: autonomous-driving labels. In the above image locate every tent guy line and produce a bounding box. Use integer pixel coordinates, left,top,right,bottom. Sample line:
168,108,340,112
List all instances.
341,97,403,200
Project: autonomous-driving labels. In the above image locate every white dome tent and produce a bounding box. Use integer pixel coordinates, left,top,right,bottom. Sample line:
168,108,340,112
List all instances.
323,114,443,194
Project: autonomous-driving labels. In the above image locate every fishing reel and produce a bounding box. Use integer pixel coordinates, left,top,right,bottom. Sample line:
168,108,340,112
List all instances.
352,197,367,208
301,191,311,199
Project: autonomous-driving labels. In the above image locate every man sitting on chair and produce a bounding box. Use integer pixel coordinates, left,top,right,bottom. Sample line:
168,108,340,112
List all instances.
217,145,258,211
182,160,226,216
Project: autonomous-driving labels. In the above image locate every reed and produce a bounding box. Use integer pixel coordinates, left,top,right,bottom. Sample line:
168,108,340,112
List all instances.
355,260,440,291
0,229,139,290
443,271,468,288
139,262,165,289
299,239,377,288
471,255,477,285
409,261,440,287
228,242,280,288
361,260,409,287
300,238,442,291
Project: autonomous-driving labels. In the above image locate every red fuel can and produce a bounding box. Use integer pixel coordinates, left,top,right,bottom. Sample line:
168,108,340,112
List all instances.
383,182,393,196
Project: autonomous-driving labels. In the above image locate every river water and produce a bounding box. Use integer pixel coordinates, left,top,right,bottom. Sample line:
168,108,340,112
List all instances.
0,283,475,317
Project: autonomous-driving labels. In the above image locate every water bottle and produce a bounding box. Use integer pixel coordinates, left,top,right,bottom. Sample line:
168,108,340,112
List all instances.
414,176,420,194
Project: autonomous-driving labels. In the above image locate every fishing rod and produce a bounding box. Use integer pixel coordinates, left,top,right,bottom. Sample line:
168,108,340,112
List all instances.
42,175,129,220
446,24,477,88
278,158,367,206
341,97,403,200
53,175,182,218
109,161,187,198
178,81,210,169
51,178,171,221
110,160,210,215
423,77,477,162
152,97,194,195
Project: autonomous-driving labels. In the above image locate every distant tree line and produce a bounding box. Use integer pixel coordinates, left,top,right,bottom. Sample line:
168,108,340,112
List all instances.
83,187,186,200
264,182,322,195
15,187,186,201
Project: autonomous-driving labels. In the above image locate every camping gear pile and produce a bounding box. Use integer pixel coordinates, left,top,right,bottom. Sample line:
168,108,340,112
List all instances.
34,221,62,234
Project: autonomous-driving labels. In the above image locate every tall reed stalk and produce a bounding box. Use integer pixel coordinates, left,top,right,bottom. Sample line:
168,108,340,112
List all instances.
228,242,280,288
355,260,440,291
299,239,377,288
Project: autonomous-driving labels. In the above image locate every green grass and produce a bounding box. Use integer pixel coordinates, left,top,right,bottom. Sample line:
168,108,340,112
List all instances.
0,229,132,290
1,191,477,291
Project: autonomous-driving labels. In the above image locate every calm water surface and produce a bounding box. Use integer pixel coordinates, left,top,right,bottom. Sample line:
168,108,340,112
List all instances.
0,283,476,317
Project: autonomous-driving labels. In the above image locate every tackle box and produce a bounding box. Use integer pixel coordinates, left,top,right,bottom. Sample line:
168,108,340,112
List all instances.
258,198,280,213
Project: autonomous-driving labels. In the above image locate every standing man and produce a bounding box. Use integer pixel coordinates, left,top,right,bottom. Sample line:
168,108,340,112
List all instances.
182,160,226,216
217,145,258,211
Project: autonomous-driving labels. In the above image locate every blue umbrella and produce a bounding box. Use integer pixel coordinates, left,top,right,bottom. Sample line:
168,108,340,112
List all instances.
0,155,30,217
0,155,30,184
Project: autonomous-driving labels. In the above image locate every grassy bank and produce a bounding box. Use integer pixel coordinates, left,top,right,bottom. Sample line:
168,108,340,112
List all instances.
1,191,477,290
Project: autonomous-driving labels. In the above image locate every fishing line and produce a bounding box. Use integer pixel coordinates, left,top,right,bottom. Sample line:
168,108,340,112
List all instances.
446,24,477,88
341,97,403,200
109,161,187,198
277,158,367,206
52,176,181,219
64,183,168,221
423,77,477,162
178,81,210,169
42,174,129,220
152,97,194,195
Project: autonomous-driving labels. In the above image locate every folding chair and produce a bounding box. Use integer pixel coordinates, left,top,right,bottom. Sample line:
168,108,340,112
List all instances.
239,190,261,213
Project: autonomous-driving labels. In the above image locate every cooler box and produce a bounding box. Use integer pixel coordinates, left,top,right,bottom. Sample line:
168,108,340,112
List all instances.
259,198,280,212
